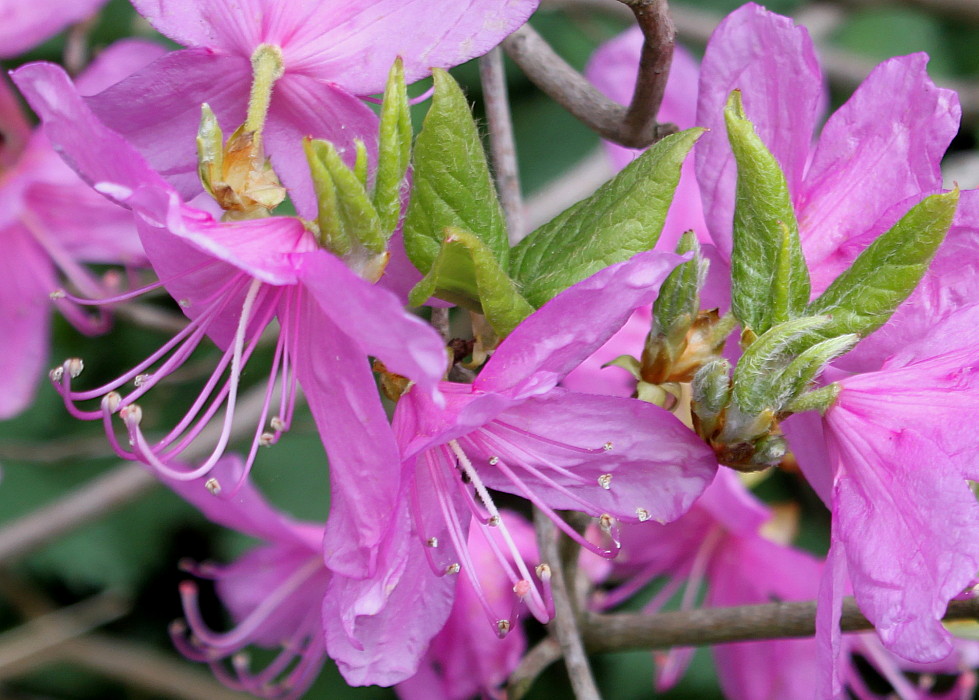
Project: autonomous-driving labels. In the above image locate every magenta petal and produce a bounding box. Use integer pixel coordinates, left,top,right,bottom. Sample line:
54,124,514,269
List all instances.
477,250,685,397
825,409,979,661
472,389,717,524
816,537,848,700
74,39,169,96
0,224,55,419
265,75,379,220
799,54,958,276
285,0,540,95
86,49,251,200
297,249,446,402
293,294,405,578
0,0,107,58
695,3,822,260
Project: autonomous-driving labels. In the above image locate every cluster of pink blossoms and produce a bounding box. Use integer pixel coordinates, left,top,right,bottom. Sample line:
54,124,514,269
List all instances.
4,0,979,698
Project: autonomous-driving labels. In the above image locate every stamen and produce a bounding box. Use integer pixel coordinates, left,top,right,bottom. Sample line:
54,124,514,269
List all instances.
598,473,613,490
205,478,222,495
636,507,651,522
444,563,461,575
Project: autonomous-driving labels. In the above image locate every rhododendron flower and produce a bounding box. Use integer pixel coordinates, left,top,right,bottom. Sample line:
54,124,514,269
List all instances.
164,456,331,699
0,0,108,58
13,60,448,586
355,250,719,652
87,0,540,217
396,511,537,700
0,41,163,420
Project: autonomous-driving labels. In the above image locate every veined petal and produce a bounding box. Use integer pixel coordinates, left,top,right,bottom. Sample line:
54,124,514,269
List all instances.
476,250,685,398
86,49,251,200
695,2,822,260
282,0,540,94
472,389,717,524
799,54,958,282
293,294,404,577
825,407,979,662
296,249,446,403
129,0,245,51
0,224,55,419
74,39,169,96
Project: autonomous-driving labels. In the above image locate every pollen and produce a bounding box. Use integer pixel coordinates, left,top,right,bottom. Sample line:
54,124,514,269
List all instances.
444,563,461,575
49,366,64,382
426,537,439,548
259,432,275,446
205,478,222,495
636,507,651,522
513,579,531,596
270,416,285,431
598,473,613,490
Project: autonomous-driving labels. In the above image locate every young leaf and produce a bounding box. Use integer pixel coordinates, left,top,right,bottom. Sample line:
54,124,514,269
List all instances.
305,138,384,254
807,188,959,339
652,231,705,339
725,90,810,336
373,58,412,234
408,227,533,337
511,128,704,308
403,69,508,276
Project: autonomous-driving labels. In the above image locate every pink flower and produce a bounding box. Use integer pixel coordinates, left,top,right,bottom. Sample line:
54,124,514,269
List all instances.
86,0,541,218
0,41,161,419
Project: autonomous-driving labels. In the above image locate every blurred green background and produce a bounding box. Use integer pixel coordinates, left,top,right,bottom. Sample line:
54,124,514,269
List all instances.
1,0,976,697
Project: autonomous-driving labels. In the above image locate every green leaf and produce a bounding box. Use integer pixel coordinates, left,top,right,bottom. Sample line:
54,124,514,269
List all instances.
511,128,704,308
373,58,412,234
652,231,705,339
408,227,533,336
305,138,384,254
732,316,830,414
771,334,858,410
404,69,508,276
807,188,959,339
725,90,810,336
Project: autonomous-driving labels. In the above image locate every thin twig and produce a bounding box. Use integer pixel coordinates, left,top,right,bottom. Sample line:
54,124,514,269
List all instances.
0,591,129,678
503,23,676,149
59,633,251,700
618,1,675,139
479,47,526,243
534,509,601,700
508,636,562,700
0,383,287,564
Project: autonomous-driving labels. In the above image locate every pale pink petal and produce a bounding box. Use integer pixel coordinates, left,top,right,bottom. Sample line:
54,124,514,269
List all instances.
799,54,958,282
695,3,822,260
0,0,107,58
74,39,169,96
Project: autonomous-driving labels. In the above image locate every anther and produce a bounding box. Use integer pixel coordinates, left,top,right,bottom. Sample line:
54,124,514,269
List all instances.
49,366,64,382
426,537,439,548
488,455,500,465
513,579,531,597
102,392,122,413
270,416,285,431
444,563,461,575
598,473,613,490
536,563,551,581
636,507,651,522
178,298,191,308
496,619,511,637
50,289,66,299
599,513,614,533
205,478,222,495
120,403,143,425
487,515,501,527
66,358,84,378
259,432,275,446
134,373,151,387
602,441,614,452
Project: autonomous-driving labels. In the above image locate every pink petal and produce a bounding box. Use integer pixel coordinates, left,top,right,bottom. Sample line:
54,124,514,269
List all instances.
0,76,32,167
296,249,447,403
0,0,107,58
800,54,958,288
74,39,169,96
695,3,822,260
472,389,717,524
0,224,55,419
477,250,685,398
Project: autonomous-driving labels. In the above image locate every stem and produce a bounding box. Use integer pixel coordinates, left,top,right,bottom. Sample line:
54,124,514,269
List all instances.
534,509,601,700
619,0,675,140
478,48,526,243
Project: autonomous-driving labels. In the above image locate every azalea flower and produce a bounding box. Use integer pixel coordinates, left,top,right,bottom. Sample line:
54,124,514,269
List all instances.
13,60,448,594
86,0,541,217
0,40,162,420
334,250,719,662
0,0,108,58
